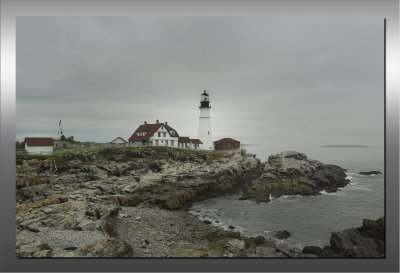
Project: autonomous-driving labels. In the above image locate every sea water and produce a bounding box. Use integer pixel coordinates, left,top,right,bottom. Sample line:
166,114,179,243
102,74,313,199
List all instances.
190,144,384,248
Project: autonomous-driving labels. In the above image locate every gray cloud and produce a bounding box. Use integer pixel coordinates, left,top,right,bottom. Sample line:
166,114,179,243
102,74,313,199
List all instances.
17,16,383,145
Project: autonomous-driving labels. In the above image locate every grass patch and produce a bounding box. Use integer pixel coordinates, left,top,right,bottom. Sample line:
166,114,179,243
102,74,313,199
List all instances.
206,152,224,164
16,145,219,163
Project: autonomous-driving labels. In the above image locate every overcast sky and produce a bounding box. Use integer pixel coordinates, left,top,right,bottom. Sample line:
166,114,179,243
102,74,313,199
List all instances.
16,16,384,146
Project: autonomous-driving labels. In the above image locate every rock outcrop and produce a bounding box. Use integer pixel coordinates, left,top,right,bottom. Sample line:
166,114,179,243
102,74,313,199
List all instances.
330,217,385,257
241,151,349,201
302,217,385,258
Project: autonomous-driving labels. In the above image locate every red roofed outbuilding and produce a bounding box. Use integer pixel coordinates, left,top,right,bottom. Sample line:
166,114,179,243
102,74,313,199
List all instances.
24,137,54,155
189,139,202,150
214,138,240,151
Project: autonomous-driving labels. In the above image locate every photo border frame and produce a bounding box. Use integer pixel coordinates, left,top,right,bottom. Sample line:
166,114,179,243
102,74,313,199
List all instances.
1,0,398,271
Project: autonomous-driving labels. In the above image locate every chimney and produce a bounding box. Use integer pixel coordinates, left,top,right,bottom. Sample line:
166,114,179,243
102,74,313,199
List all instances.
144,121,147,125
156,119,159,124
165,121,168,126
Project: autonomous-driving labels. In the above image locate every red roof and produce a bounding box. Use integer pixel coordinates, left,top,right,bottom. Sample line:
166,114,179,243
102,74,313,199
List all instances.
178,137,190,143
25,137,54,147
128,122,179,142
190,139,203,144
165,125,179,137
111,137,128,143
214,138,240,144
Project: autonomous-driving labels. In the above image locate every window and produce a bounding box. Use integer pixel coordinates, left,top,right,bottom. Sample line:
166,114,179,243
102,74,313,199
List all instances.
163,132,166,137
171,131,175,135
137,133,140,136
171,140,174,146
158,132,161,137
165,140,168,146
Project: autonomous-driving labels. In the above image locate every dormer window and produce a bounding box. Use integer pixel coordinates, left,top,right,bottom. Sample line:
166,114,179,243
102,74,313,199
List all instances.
171,131,175,135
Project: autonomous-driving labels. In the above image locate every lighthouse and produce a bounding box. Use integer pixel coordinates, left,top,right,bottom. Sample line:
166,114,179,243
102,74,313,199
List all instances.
198,90,213,150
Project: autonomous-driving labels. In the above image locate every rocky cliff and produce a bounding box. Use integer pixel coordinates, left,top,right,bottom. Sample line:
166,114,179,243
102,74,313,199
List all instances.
16,147,261,209
16,147,263,257
15,147,356,258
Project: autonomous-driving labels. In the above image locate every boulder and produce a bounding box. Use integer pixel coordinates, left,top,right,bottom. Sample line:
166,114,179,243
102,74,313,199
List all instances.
302,245,323,256
77,238,133,257
275,230,291,239
226,239,245,256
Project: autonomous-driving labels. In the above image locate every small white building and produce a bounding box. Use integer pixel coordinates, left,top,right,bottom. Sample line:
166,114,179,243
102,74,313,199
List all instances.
24,137,54,155
111,137,128,147
128,120,180,147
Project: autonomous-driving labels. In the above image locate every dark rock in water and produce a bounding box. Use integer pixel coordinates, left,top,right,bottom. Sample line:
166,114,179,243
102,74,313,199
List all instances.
203,220,212,225
275,230,291,239
359,171,382,175
330,217,385,257
302,246,323,256
229,225,235,230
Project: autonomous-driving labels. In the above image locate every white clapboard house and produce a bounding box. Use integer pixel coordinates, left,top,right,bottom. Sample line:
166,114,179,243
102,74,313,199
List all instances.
128,120,202,149
24,137,54,155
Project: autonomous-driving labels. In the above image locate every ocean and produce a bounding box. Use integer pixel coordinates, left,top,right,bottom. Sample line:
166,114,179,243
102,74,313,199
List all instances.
189,144,384,248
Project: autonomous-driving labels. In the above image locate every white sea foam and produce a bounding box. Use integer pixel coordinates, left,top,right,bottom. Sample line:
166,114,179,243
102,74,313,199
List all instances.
269,193,275,200
319,190,336,195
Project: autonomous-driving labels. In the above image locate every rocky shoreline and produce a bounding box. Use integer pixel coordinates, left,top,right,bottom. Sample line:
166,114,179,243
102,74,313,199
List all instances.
15,147,383,258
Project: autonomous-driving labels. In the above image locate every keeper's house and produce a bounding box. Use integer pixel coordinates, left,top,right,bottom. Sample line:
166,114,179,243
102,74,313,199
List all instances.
128,120,202,150
129,120,180,148
214,138,240,151
24,137,54,155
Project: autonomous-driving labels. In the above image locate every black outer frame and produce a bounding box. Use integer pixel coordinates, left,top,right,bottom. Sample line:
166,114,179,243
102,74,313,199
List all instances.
1,0,398,272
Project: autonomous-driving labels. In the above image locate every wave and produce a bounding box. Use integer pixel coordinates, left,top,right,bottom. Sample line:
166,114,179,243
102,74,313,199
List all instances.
350,186,373,192
319,190,337,195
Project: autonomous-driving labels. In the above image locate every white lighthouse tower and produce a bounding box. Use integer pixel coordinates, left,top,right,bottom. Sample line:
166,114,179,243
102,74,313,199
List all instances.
198,90,213,150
